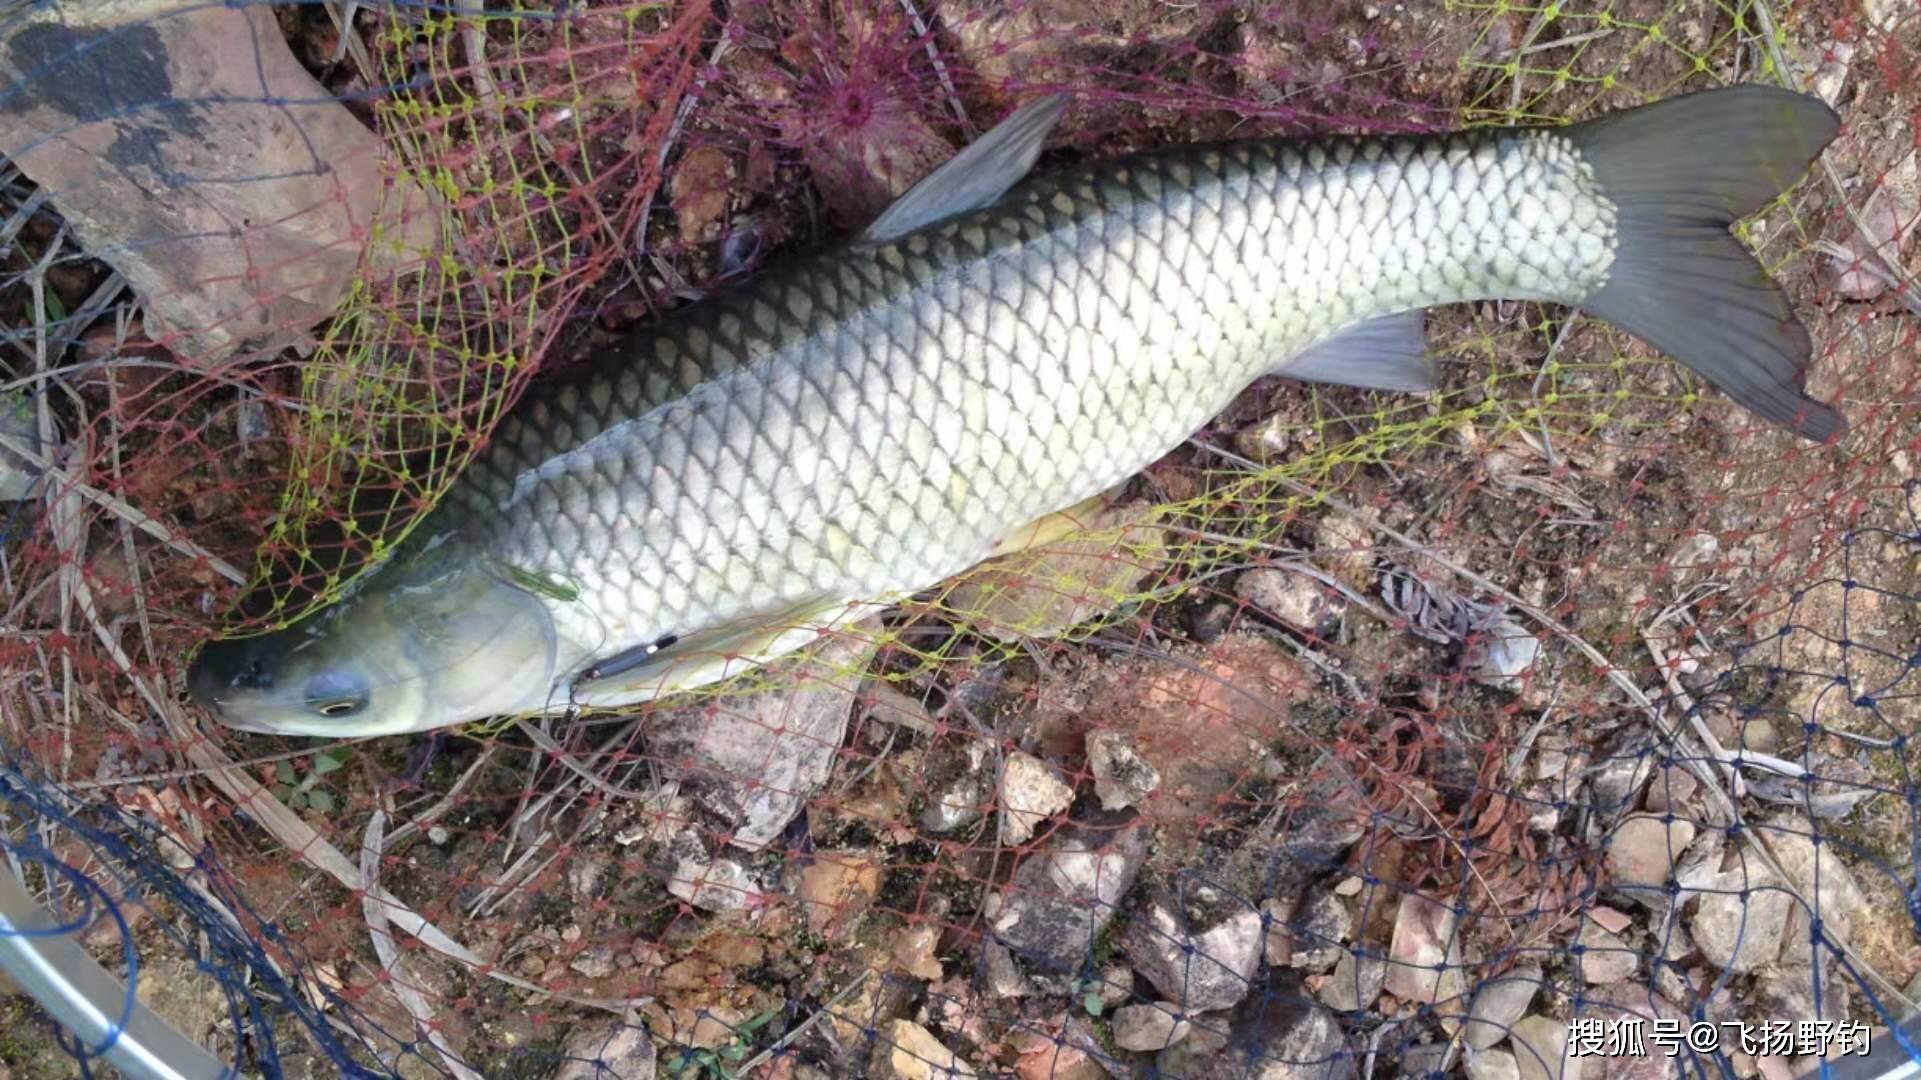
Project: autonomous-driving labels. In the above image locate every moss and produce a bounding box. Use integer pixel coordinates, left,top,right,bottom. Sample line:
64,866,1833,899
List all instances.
0,993,86,1079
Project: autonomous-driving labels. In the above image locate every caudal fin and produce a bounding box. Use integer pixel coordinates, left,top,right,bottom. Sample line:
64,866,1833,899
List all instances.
1570,85,1846,442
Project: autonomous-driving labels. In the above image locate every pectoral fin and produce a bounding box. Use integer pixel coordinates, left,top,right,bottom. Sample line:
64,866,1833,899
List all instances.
570,599,886,709
1279,311,1437,392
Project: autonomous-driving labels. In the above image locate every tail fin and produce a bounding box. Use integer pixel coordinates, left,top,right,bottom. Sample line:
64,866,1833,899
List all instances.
1570,85,1846,442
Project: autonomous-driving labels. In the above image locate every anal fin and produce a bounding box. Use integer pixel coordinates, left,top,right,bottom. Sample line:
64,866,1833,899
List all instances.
1280,310,1436,392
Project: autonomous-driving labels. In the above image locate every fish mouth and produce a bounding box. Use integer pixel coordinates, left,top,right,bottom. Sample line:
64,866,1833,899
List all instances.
186,652,228,716
186,637,276,720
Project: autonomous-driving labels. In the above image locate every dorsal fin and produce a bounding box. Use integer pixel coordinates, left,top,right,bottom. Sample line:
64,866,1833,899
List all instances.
860,93,1071,244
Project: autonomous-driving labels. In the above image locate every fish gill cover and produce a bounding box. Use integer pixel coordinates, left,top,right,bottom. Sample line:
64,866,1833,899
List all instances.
0,0,1917,1076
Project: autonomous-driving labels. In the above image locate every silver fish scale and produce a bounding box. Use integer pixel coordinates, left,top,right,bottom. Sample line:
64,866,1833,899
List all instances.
439,128,1617,668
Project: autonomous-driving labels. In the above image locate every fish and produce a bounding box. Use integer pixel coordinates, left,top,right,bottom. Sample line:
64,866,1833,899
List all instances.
188,84,1845,737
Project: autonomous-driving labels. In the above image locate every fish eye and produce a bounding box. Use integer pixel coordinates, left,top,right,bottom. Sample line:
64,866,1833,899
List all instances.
303,671,371,719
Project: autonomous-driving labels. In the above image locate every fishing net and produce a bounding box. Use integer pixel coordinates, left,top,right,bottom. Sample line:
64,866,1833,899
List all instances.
1,0,1918,1076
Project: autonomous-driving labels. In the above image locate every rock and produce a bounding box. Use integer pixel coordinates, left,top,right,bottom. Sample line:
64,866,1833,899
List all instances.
1754,965,1848,1027
1507,1015,1578,1080
1399,1041,1454,1077
1524,784,1562,834
923,976,987,1048
1575,984,1688,1080
1011,1017,1109,1080
1577,924,1637,985
1087,730,1162,811
1383,893,1466,1004
985,811,1149,977
1265,898,1295,966
1318,950,1387,1012
895,922,941,980
1000,752,1074,845
1642,765,1698,814
1459,964,1541,1049
658,832,769,912
1235,409,1307,462
1605,815,1697,905
1464,615,1541,691
1585,734,1656,818
568,944,616,979
1185,600,1237,643
921,741,995,833
567,854,610,901
1700,706,1784,757
1314,515,1374,590
1652,960,1690,1007
946,502,1164,642
1587,906,1631,935
1829,152,1919,301
553,1021,656,1080
876,1019,977,1079
1121,885,1266,1011
1269,779,1370,900
1689,866,1791,974
1113,1002,1192,1051
1670,826,1726,895
1810,40,1855,106
1167,990,1355,1079
1534,735,1574,781
647,633,875,851
1865,0,1918,32
1237,568,1344,636
1061,1020,1115,1080
669,145,733,241
797,850,882,934
1182,1008,1236,1056
1466,1048,1521,1080
1753,812,1866,966
1284,890,1353,973
1092,962,1134,1008
1032,633,1312,833
1249,1002,1352,1078
982,941,1033,998
0,5,437,363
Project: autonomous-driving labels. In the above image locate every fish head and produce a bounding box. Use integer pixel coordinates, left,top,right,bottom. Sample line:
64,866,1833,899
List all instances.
188,540,564,738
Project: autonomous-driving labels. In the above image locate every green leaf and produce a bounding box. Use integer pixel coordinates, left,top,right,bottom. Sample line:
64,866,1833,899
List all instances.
312,748,349,775
1083,989,1104,1016
502,563,580,603
274,761,296,785
306,790,336,812
38,288,67,325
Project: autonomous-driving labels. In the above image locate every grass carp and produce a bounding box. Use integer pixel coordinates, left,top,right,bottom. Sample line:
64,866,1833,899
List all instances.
189,84,1844,737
